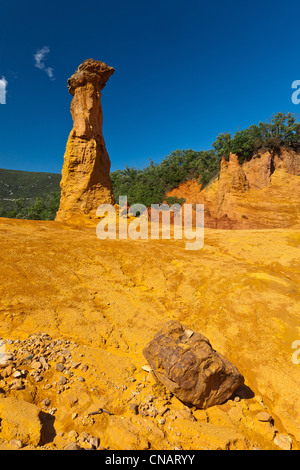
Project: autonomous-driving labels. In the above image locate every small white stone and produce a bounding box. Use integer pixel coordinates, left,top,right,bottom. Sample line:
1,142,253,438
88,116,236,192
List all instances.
183,329,194,338
274,433,292,450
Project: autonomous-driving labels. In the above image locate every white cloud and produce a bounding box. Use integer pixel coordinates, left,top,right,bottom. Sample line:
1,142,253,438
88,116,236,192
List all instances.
0,76,7,104
34,46,55,80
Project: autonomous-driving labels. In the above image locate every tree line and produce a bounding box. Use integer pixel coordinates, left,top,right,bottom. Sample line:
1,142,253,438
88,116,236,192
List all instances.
0,192,60,221
111,112,300,206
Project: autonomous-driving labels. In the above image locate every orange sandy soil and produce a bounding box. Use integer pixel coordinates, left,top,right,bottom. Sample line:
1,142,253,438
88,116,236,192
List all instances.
0,217,299,450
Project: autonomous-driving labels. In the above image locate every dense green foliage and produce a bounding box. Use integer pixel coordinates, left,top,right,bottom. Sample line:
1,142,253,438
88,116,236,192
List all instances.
111,149,219,207
0,112,299,219
212,112,300,163
0,192,61,220
0,168,61,220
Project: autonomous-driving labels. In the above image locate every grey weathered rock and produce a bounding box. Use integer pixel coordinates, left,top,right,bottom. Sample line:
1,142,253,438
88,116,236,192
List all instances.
143,320,244,409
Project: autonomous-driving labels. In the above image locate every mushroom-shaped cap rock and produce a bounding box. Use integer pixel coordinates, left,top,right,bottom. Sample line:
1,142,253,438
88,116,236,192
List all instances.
67,58,115,95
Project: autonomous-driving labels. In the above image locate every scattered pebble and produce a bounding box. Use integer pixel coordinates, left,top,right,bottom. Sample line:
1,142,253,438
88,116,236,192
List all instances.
64,442,82,450
68,430,78,441
79,432,89,441
10,439,22,449
68,396,79,407
13,370,22,379
72,362,81,369
274,433,292,450
31,361,42,370
89,436,100,449
129,403,139,415
10,379,24,390
58,376,68,386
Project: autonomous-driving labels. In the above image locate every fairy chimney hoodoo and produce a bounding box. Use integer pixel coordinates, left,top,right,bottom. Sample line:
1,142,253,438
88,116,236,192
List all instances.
56,59,115,224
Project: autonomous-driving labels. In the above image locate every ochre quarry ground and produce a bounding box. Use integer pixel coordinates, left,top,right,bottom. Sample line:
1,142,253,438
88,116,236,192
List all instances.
0,217,299,450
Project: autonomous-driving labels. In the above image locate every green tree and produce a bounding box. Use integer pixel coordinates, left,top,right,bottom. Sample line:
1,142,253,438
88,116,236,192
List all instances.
212,132,233,160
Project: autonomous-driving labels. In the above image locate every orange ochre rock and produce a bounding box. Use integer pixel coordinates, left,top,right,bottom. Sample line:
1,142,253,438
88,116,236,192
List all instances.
165,149,300,229
0,217,299,449
55,59,115,225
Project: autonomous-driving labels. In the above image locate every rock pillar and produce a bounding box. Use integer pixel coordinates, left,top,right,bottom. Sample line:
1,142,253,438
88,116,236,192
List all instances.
56,59,115,224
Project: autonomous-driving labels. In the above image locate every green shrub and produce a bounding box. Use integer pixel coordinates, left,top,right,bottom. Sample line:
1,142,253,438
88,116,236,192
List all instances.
0,192,60,221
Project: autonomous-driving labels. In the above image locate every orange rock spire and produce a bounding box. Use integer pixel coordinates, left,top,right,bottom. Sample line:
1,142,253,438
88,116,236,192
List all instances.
56,59,115,224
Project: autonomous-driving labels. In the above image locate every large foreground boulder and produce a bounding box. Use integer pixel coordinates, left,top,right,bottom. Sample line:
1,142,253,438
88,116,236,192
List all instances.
143,321,244,409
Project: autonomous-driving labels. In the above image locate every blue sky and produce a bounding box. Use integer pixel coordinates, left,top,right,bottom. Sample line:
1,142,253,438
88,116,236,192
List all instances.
0,0,300,174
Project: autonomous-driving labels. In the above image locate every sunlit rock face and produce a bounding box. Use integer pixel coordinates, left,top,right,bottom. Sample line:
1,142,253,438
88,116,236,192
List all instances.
166,149,300,229
56,59,115,225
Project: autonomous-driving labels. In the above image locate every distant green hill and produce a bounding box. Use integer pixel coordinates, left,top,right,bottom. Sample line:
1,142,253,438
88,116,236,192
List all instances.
0,168,61,201
0,168,61,220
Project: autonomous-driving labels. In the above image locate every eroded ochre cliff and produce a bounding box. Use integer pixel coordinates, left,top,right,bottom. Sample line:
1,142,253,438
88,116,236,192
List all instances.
55,59,115,225
0,217,299,450
166,149,300,229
